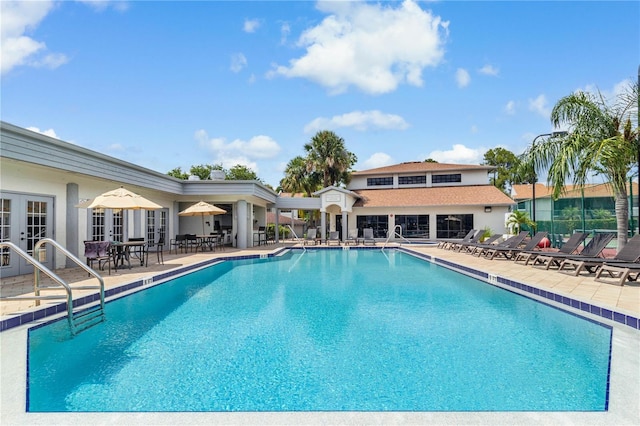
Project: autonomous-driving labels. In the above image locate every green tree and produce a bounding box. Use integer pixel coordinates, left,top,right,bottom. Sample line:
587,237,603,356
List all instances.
523,82,638,250
424,158,438,163
482,147,521,192
506,210,535,234
280,156,321,197
167,167,189,179
226,164,262,182
304,130,357,188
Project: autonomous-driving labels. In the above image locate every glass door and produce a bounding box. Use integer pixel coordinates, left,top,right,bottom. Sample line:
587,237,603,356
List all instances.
0,193,54,277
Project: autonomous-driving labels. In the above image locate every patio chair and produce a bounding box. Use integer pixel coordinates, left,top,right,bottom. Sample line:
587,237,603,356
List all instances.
437,229,477,249
558,234,640,276
474,231,529,258
483,231,547,260
84,241,112,275
185,234,200,252
170,234,187,254
514,232,588,265
459,233,502,254
146,236,165,266
344,228,360,246
532,232,615,270
362,228,376,246
594,260,640,286
327,231,341,246
303,228,318,245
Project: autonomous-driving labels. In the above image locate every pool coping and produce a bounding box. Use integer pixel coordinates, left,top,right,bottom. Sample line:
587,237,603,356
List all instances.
1,246,639,424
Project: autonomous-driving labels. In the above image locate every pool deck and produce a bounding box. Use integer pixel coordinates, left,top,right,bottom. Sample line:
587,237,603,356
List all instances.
1,242,639,425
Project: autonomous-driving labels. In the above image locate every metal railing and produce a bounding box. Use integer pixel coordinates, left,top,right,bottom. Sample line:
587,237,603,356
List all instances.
286,225,306,251
1,238,105,334
382,225,414,251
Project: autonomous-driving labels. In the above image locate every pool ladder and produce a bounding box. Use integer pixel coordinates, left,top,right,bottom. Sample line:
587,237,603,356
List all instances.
286,225,306,251
0,239,105,334
381,225,413,251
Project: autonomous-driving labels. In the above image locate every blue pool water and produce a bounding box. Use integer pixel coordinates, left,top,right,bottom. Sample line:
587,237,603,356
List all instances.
28,249,611,412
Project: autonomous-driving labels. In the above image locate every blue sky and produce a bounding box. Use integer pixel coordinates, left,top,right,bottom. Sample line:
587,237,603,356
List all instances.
2,0,638,188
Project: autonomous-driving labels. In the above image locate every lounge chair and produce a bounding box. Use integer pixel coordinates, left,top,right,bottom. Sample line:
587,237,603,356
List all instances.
559,234,640,276
344,229,360,246
594,261,640,286
474,231,529,258
514,232,588,265
362,228,376,246
532,232,614,270
303,228,318,245
460,234,503,254
437,229,477,249
327,231,341,246
451,231,487,252
483,231,547,260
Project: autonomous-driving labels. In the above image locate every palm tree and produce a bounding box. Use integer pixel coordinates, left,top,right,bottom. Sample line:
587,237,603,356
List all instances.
506,210,535,234
524,83,638,251
279,156,320,197
304,130,357,188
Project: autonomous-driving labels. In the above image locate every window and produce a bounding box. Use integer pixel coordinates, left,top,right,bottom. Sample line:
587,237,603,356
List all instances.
436,214,473,239
398,175,426,185
395,215,429,238
356,215,389,238
367,177,393,186
91,209,106,241
432,173,461,184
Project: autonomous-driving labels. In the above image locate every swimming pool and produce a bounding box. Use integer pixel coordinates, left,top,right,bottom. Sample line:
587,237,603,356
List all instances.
27,249,611,412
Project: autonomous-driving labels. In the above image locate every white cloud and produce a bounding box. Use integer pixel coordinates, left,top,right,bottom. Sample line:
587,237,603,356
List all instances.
582,78,633,104
243,18,260,33
528,94,550,117
0,0,67,75
26,126,58,139
230,53,247,73
269,0,449,95
470,125,478,134
505,100,516,115
195,130,281,160
76,1,130,12
478,64,499,76
304,110,409,133
280,22,291,44
426,144,484,164
361,152,394,170
455,68,470,88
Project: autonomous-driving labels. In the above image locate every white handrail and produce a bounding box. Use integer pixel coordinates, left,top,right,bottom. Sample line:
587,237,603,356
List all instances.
381,225,414,250
286,225,306,251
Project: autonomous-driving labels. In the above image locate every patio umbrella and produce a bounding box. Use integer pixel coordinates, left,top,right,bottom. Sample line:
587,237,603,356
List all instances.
178,201,226,235
77,186,162,210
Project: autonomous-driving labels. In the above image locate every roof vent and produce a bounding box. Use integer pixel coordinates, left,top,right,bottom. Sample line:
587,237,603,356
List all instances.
187,175,200,181
210,170,226,180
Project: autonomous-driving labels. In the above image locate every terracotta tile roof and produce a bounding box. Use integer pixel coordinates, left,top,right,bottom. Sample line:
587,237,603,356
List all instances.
512,182,639,200
267,212,305,225
352,161,494,176
352,186,515,208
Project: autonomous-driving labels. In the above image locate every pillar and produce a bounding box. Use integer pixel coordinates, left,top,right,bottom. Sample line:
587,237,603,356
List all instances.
237,200,248,249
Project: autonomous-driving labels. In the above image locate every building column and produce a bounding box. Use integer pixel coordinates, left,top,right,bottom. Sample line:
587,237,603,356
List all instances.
66,183,79,264
341,210,348,242
237,200,248,249
320,209,327,243
274,208,279,243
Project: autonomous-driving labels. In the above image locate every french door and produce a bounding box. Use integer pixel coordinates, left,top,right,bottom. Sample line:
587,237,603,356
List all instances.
0,192,54,277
